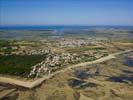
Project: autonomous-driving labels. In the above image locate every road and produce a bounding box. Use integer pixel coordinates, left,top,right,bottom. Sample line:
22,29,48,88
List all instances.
0,50,132,89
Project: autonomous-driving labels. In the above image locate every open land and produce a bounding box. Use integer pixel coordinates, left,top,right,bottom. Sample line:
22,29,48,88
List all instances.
0,26,133,100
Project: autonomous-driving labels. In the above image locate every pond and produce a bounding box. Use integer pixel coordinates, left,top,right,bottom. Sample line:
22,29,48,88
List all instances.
107,76,133,83
124,57,133,67
68,79,97,89
74,70,90,79
68,79,86,87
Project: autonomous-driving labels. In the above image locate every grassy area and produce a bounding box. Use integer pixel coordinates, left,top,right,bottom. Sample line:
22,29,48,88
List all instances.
0,40,19,54
0,54,46,76
66,46,106,53
117,39,133,43
0,40,10,47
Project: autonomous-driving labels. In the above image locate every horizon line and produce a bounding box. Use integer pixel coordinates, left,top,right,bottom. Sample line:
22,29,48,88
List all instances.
0,24,133,27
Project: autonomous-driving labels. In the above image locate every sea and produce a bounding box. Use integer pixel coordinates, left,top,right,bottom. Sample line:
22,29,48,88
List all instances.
0,25,133,30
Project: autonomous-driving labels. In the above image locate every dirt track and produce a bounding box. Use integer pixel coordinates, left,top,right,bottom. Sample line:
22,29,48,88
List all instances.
0,50,132,89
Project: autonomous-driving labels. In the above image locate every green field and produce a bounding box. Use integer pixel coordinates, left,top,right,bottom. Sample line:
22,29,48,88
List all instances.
66,46,106,53
0,54,46,76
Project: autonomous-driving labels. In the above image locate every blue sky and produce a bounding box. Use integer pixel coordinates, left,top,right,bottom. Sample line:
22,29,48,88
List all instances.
0,0,133,26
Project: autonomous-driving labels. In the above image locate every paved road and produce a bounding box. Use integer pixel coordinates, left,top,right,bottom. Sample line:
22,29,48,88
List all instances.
0,50,132,89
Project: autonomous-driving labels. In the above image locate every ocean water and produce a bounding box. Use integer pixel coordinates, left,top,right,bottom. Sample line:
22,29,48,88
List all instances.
0,25,133,30
0,25,91,30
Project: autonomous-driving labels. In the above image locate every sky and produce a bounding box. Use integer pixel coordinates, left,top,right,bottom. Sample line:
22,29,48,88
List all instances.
0,0,133,26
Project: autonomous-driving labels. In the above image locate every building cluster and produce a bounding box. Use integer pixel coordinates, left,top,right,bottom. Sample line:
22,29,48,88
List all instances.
56,39,90,48
21,49,50,55
28,52,79,78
